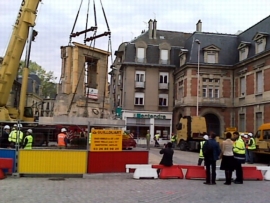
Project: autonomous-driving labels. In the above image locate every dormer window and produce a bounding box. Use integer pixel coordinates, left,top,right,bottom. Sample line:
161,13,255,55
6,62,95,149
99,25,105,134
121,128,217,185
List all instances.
252,32,269,54
137,48,145,63
160,50,169,64
159,42,171,65
203,45,220,64
179,49,188,67
238,41,251,61
135,40,147,63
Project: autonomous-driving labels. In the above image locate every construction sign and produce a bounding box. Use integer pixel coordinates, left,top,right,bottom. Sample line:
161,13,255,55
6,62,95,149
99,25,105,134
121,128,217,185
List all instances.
90,129,122,151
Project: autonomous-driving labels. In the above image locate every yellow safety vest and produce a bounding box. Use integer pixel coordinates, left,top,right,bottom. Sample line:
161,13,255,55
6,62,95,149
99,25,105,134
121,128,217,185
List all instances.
171,135,176,142
8,130,23,143
23,135,33,149
199,141,205,158
89,133,92,144
155,134,160,139
233,138,245,154
248,138,256,150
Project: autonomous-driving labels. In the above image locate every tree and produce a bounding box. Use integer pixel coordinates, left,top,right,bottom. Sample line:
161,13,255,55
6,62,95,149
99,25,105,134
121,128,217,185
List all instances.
19,60,57,98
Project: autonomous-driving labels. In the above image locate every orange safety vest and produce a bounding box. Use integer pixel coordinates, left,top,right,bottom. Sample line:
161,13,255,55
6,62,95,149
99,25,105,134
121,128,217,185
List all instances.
58,133,67,146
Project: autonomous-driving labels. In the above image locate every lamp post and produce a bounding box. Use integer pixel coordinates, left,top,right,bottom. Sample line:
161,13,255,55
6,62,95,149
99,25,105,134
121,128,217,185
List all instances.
195,39,201,116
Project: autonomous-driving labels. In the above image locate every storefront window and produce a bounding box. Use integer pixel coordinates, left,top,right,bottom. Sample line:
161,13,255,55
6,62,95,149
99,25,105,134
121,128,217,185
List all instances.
126,126,149,139
154,126,170,140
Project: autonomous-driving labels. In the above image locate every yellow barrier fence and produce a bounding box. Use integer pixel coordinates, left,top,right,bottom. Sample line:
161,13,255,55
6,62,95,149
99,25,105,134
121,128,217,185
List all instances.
18,150,87,174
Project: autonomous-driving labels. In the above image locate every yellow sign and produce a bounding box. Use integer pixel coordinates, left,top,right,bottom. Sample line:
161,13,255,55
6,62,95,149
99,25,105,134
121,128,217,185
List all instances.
90,129,122,151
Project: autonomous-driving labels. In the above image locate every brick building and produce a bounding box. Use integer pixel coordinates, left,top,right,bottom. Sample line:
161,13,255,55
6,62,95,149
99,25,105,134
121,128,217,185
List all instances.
112,16,270,136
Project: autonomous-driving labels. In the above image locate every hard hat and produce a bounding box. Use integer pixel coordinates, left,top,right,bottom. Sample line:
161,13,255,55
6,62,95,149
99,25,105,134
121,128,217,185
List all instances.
13,124,17,127
243,134,248,138
4,125,10,130
240,133,245,136
61,128,67,133
248,133,253,137
27,129,33,134
203,135,209,140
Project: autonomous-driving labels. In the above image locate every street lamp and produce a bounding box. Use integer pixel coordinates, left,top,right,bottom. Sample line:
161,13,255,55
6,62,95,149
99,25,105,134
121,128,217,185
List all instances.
195,39,201,116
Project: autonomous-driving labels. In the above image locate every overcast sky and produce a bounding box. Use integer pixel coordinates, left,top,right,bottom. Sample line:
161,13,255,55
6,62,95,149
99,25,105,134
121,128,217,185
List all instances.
1,0,270,81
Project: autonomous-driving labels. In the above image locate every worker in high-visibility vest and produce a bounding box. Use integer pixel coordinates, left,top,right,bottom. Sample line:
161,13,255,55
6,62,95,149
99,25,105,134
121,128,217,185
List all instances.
198,135,209,166
170,133,177,148
58,128,68,149
8,124,23,148
154,133,160,147
246,133,256,164
22,129,33,149
233,132,246,184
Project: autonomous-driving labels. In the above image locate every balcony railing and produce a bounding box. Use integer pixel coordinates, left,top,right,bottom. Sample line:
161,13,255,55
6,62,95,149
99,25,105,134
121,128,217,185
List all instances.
135,81,145,88
159,83,168,89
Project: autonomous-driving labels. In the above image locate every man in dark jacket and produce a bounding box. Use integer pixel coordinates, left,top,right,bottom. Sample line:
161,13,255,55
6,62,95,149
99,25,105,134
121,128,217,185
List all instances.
202,133,221,185
0,125,10,148
157,142,174,176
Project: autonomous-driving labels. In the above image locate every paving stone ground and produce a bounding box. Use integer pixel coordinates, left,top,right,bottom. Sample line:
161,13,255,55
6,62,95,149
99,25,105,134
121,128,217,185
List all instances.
0,148,269,203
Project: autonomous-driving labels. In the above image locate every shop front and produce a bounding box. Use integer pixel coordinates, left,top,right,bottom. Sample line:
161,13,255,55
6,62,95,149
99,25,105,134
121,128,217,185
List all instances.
122,111,172,145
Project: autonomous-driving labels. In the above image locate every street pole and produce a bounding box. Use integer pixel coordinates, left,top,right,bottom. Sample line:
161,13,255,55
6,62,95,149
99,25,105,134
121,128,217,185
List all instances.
195,39,201,116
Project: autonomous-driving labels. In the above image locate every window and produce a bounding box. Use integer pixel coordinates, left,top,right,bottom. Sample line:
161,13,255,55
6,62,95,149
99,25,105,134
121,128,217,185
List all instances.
159,72,168,84
135,71,145,82
202,84,219,98
160,50,168,64
137,48,145,62
240,77,246,96
134,92,144,105
256,112,262,130
207,53,216,63
214,89,219,98
239,114,246,132
257,40,264,53
178,87,183,100
256,71,263,94
239,48,248,61
208,88,213,98
159,94,168,106
202,86,207,98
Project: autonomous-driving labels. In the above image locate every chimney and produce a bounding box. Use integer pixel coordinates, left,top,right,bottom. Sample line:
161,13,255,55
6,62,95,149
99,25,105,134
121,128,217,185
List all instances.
196,20,202,32
148,19,153,39
153,19,157,39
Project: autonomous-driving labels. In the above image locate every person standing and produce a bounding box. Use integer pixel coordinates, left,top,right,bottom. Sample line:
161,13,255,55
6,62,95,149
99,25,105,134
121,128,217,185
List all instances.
202,133,221,185
246,133,256,164
170,133,177,148
8,124,23,149
220,132,235,185
233,132,246,184
146,130,151,150
58,128,68,149
157,142,174,176
198,135,209,166
0,125,10,148
22,129,33,149
154,133,160,147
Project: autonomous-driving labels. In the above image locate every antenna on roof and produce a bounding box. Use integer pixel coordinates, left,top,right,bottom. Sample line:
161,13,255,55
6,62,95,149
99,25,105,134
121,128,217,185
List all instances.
143,21,147,29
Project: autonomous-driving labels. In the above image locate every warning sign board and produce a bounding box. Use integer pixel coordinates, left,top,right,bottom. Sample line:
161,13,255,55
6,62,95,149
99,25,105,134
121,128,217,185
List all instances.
90,129,122,151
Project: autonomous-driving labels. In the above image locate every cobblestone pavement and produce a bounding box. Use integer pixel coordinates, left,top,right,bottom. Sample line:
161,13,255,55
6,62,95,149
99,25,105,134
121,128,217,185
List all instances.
0,148,269,203
1,175,270,203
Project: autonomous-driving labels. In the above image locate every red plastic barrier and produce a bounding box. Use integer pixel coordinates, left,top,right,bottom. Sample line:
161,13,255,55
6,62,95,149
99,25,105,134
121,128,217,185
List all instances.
159,166,184,179
0,158,13,180
243,166,263,181
183,165,206,180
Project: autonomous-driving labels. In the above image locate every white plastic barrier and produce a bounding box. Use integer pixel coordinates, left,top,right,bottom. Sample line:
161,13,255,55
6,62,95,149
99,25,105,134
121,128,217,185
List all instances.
133,168,158,179
215,166,236,181
125,164,152,173
256,166,270,180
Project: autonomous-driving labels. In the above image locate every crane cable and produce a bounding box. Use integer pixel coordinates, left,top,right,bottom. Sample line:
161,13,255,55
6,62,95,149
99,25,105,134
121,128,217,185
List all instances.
69,0,84,45
84,0,91,43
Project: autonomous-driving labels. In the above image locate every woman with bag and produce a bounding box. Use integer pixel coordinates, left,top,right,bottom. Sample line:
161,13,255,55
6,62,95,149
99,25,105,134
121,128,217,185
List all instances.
220,132,235,185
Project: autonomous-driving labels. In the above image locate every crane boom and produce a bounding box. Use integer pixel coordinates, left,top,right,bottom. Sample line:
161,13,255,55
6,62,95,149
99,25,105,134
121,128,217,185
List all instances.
0,0,41,121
